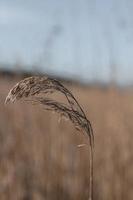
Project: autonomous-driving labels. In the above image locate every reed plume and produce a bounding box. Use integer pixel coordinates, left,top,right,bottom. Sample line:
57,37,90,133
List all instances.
5,76,94,200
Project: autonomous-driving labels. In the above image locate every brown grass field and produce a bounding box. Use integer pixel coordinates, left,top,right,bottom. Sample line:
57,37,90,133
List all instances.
0,76,133,200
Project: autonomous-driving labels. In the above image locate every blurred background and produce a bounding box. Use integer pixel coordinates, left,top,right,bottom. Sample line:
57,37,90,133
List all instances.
0,0,133,199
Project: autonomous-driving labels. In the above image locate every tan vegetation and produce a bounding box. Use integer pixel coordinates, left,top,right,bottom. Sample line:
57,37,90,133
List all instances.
0,76,133,200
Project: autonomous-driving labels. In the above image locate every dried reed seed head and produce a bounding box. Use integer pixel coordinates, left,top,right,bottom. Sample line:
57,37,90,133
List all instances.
5,76,94,146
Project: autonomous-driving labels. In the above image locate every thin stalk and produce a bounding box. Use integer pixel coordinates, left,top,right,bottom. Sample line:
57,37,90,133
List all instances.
89,144,94,200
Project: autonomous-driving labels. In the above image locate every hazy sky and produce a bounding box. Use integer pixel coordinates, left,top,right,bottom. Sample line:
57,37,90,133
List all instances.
0,0,133,84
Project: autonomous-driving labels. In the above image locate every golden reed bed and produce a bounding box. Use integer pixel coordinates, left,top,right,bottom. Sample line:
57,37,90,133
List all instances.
0,76,133,200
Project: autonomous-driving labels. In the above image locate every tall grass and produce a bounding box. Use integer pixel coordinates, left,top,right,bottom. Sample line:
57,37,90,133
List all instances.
5,76,94,200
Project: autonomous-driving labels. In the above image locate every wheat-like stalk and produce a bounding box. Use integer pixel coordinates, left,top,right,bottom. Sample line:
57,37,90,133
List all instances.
5,76,94,200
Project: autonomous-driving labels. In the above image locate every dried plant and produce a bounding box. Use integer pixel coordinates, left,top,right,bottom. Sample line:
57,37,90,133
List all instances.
5,76,94,200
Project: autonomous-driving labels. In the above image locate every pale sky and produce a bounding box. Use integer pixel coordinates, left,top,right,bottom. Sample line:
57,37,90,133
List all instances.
0,0,133,84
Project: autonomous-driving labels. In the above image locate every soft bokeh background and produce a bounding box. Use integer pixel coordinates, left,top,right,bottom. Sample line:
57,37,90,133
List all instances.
0,0,133,200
